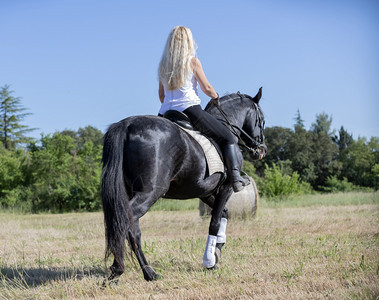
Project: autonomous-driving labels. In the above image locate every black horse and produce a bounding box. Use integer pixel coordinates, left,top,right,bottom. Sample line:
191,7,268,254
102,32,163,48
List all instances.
101,88,266,282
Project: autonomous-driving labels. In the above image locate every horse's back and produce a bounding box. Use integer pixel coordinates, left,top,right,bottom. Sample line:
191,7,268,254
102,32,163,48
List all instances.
103,115,217,198
106,115,172,136
106,115,203,183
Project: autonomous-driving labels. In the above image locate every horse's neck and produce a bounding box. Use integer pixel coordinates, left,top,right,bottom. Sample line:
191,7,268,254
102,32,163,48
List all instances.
208,99,246,128
225,102,246,127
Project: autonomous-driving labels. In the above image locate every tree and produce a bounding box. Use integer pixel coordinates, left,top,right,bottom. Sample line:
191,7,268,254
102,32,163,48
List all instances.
311,130,339,187
0,143,24,206
60,126,103,149
294,109,305,129
287,124,317,185
333,126,354,183
60,129,77,141
262,126,292,164
0,85,34,149
77,125,103,148
308,113,339,187
311,112,334,136
342,137,378,188
26,133,102,212
335,126,353,152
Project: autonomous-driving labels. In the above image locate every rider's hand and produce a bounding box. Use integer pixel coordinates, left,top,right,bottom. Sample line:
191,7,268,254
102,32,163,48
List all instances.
211,93,220,107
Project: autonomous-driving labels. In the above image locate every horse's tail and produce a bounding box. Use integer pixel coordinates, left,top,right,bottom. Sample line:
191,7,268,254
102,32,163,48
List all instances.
101,121,136,267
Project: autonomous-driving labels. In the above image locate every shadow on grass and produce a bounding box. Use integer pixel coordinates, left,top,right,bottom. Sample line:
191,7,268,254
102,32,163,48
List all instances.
0,266,107,287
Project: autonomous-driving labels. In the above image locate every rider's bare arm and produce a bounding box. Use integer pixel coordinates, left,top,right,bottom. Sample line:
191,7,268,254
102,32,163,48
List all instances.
158,81,165,103
191,57,218,99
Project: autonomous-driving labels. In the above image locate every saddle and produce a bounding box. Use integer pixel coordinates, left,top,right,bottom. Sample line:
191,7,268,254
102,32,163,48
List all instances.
162,110,224,176
162,110,194,130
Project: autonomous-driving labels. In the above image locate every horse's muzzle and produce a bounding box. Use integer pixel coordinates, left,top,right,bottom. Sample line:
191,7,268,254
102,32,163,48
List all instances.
249,145,266,161
256,144,267,160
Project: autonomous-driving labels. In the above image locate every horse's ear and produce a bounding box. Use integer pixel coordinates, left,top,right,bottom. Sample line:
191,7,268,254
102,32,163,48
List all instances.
252,87,262,104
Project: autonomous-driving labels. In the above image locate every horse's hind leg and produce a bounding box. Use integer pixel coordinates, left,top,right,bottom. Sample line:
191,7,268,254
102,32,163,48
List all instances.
103,233,126,286
128,187,168,281
106,220,159,283
133,220,161,281
108,251,125,282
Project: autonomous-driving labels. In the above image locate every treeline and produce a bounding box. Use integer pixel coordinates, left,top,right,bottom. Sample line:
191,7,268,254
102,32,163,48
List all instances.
0,127,103,212
0,85,378,212
0,85,104,212
244,111,378,198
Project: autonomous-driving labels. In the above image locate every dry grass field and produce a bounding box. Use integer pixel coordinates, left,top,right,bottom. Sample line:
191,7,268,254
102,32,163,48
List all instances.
0,193,378,299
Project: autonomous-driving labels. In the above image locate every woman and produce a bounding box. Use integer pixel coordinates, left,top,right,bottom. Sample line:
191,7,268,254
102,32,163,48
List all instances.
158,26,249,193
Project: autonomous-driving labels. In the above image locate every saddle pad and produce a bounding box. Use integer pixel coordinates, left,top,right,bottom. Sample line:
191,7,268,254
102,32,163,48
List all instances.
180,127,224,175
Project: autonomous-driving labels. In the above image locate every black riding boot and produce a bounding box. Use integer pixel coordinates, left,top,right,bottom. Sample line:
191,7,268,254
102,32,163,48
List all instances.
223,144,250,192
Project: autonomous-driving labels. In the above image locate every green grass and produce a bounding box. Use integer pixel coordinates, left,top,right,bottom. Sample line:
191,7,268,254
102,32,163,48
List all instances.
0,203,378,299
1,192,377,215
259,191,379,209
150,198,199,211
148,192,379,212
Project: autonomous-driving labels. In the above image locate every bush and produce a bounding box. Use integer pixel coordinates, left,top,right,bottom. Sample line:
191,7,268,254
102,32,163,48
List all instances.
320,175,363,193
26,134,102,212
242,160,258,181
0,145,27,208
0,133,102,213
370,164,379,190
258,163,312,200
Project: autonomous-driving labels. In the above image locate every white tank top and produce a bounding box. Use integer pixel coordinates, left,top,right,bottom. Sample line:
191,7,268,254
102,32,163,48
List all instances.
159,62,201,115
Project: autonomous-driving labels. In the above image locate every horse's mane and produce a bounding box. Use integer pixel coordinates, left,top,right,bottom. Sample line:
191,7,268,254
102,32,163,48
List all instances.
204,93,239,111
205,92,264,120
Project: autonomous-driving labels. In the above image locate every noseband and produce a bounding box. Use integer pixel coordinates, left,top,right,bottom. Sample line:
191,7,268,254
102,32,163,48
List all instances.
211,93,265,158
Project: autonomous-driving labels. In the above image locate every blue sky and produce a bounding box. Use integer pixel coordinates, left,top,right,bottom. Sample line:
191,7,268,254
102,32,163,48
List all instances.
1,0,378,140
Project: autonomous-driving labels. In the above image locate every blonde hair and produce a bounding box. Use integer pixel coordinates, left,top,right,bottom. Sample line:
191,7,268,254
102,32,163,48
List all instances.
158,26,197,91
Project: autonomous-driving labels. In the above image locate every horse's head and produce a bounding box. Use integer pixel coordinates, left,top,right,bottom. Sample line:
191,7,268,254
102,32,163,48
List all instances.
240,88,267,160
205,88,267,160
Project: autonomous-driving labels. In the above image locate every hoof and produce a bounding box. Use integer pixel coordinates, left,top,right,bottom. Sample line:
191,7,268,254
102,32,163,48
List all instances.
144,273,162,281
153,273,163,280
102,275,120,288
143,265,162,281
101,279,108,288
206,264,218,270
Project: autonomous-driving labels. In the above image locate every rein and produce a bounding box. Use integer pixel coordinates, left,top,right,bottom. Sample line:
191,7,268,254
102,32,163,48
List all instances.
211,94,265,157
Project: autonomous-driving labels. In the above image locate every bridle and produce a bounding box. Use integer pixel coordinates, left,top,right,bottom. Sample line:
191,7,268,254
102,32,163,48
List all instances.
211,93,265,159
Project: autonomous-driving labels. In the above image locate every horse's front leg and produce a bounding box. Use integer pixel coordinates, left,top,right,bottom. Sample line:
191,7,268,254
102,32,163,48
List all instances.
215,208,228,264
202,186,233,269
